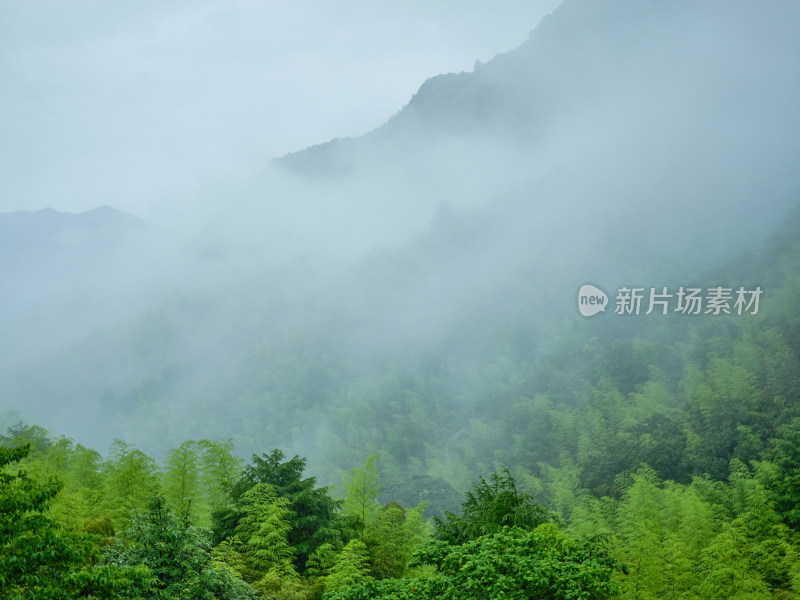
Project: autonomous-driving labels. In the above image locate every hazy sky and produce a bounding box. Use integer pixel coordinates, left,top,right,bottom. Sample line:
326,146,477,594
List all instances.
0,0,560,225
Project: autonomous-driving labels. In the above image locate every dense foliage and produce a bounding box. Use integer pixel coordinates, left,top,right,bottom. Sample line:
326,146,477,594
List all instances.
433,467,554,544
0,444,150,599
102,495,255,600
326,525,620,600
213,449,357,573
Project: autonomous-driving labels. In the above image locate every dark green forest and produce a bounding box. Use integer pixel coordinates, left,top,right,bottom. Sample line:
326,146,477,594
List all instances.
3,209,800,599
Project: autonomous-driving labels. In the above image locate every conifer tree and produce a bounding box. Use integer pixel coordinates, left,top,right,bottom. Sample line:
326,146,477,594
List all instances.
325,539,372,594
235,483,297,580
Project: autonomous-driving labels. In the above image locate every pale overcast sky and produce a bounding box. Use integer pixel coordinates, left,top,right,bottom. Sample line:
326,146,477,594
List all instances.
0,1,560,224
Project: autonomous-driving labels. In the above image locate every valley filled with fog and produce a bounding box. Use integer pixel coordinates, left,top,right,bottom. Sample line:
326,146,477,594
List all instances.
2,2,800,598
3,0,797,468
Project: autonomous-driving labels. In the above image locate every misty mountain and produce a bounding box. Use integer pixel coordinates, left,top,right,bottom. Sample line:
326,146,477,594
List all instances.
6,3,800,595
393,0,798,139
0,206,171,374
0,206,144,273
268,0,800,291
3,0,800,484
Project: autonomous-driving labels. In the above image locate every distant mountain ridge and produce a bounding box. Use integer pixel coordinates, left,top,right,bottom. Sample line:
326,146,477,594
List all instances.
277,0,800,186
265,0,800,296
0,205,145,272
0,205,142,230
0,205,163,377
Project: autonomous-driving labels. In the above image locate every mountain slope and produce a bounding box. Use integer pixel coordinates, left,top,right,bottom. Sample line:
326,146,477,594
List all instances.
260,0,800,283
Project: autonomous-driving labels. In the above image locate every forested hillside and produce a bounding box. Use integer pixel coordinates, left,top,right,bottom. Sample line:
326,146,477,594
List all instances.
3,0,800,597
3,0,799,463
3,208,800,597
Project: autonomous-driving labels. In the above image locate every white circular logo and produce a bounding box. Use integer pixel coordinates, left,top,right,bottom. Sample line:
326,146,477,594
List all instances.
578,284,608,317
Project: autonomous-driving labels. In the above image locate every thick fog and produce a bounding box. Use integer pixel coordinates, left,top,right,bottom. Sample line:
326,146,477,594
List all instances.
0,0,559,226
1,0,799,483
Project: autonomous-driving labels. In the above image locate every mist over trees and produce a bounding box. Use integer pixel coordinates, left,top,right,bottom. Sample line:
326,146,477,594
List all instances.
2,0,800,597
3,0,798,468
